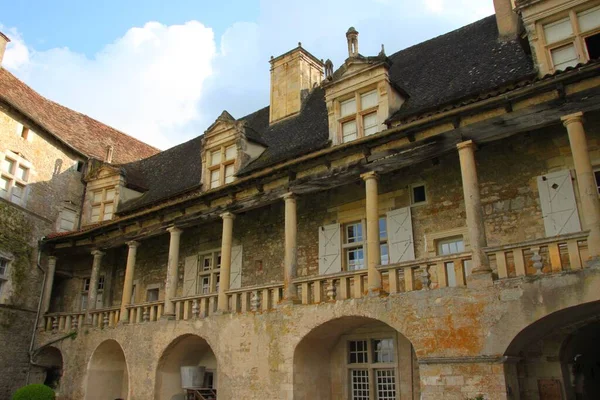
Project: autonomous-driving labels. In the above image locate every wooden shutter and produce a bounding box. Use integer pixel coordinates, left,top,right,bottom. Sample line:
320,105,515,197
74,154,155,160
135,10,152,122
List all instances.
387,207,415,263
318,223,342,275
537,170,581,237
229,245,243,289
183,255,199,296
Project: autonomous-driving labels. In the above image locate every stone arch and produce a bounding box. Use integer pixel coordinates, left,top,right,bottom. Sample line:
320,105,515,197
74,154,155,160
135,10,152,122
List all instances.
31,346,63,390
503,301,600,400
293,316,419,400
85,339,129,400
154,334,218,400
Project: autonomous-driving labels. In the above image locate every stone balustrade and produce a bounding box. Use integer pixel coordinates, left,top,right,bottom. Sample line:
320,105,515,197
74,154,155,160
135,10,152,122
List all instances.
39,234,591,334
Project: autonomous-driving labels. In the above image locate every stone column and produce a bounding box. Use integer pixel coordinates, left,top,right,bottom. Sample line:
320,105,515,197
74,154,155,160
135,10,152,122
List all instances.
119,241,140,322
85,250,104,324
457,141,491,278
40,256,57,315
361,171,382,294
562,112,600,259
163,227,183,318
217,212,235,312
283,193,299,302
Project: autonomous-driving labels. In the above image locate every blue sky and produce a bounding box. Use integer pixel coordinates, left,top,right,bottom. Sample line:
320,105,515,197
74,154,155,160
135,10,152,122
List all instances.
1,0,495,149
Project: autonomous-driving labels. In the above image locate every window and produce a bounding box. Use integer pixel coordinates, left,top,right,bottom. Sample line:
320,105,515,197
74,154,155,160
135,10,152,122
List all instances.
347,337,397,400
20,127,29,140
411,184,427,205
146,288,159,302
90,187,116,223
343,222,365,271
197,251,221,294
58,208,78,232
81,276,105,310
0,257,9,299
542,5,600,72
207,144,236,189
437,236,470,287
594,169,600,194
379,217,389,265
0,152,30,206
339,89,380,143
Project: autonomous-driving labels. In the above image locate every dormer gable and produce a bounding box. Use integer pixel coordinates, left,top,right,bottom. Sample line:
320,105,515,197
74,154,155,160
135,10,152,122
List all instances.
323,28,407,146
201,111,267,190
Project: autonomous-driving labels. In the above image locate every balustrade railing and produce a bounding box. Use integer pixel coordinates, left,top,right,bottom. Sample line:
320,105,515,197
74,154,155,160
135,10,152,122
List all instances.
39,233,591,333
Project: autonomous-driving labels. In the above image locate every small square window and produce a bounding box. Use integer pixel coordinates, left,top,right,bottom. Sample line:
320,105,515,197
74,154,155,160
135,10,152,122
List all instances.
363,113,378,136
225,145,236,161
347,248,365,271
224,164,235,184
201,277,210,294
91,205,101,222
411,184,427,204
93,191,103,203
346,223,363,244
21,127,29,140
146,288,159,302
372,338,395,363
102,203,114,221
15,165,28,182
349,340,368,364
105,189,116,202
437,236,465,255
360,90,378,109
342,120,358,143
551,43,579,70
544,17,573,45
210,170,221,188
0,176,10,193
210,150,222,167
340,98,357,117
202,256,212,271
11,183,24,202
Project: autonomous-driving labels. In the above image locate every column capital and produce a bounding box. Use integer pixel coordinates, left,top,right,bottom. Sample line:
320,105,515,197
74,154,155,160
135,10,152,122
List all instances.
126,240,140,249
47,256,58,263
457,140,476,152
561,111,584,127
166,226,183,235
220,212,236,220
282,192,297,201
91,249,105,258
360,171,379,181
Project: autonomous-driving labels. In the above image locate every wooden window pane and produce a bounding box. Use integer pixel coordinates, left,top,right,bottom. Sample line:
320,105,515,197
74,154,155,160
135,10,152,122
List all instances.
225,145,236,161
578,5,600,32
210,170,220,188
544,18,573,44
551,44,579,70
16,165,28,182
341,98,357,117
360,90,378,109
210,150,222,167
225,164,235,184
342,120,358,143
2,158,14,174
105,189,116,201
363,113,378,136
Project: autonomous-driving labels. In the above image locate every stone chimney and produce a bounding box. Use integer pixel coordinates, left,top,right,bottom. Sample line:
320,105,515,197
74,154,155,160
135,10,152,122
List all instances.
269,43,323,124
494,0,519,39
346,27,359,58
0,32,10,66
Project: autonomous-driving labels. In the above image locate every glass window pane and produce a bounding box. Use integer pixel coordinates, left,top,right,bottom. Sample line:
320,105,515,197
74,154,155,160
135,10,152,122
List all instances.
578,6,600,32
225,164,235,184
93,191,103,203
346,223,363,243
438,237,464,256
12,183,24,200
544,18,573,44
225,145,236,161
381,243,389,265
210,170,221,188
203,256,212,271
347,248,365,271
360,90,378,109
412,185,426,203
379,217,387,240
102,203,114,221
0,176,9,193
0,259,7,276
349,340,368,364
446,262,457,287
350,369,370,400
105,189,116,201
210,150,222,167
91,205,101,222
201,277,210,294
341,98,357,117
342,120,357,143
551,44,579,70
373,338,395,363
16,165,28,181
363,113,379,136
375,369,397,400
2,158,14,174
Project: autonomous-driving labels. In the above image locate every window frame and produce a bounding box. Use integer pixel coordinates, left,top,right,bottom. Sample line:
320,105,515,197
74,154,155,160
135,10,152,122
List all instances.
435,235,470,287
0,151,31,206
80,275,105,310
342,220,366,271
207,143,237,189
0,256,10,301
410,183,427,206
338,88,380,144
539,4,600,72
90,187,116,223
196,250,222,294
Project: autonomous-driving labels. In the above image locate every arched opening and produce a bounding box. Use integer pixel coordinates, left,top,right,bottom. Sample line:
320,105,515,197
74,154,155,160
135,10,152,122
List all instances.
155,334,217,400
85,339,129,400
31,346,63,390
293,316,419,400
504,301,600,400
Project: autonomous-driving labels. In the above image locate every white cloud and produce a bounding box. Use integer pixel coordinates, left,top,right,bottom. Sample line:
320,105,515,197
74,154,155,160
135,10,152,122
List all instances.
422,0,494,19
424,0,444,13
5,21,216,149
3,27,30,70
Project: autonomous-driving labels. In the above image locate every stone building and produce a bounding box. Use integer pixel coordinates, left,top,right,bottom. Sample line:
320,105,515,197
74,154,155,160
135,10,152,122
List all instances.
0,34,158,399
34,0,600,399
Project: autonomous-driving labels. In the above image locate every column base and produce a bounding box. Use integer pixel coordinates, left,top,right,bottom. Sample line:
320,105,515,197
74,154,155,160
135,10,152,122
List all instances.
278,298,301,306
212,310,230,316
367,288,388,297
160,313,176,320
467,271,494,288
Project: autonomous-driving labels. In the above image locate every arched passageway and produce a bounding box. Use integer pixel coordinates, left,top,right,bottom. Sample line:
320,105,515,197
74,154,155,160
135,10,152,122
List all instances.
85,339,129,400
31,346,63,390
155,334,217,400
504,301,600,400
293,316,419,400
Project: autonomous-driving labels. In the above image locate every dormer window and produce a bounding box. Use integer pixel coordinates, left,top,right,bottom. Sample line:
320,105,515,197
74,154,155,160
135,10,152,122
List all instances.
91,188,115,222
340,89,379,143
208,144,236,189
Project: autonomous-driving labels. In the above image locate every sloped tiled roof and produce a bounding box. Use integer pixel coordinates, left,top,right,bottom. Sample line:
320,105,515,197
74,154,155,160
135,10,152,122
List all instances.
0,68,159,164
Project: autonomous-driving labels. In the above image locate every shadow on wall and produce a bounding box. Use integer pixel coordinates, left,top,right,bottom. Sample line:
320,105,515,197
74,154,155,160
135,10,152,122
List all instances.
85,339,129,400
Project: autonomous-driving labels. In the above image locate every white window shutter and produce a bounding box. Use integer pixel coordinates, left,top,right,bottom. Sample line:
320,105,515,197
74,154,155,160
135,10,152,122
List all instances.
318,223,342,275
537,170,581,237
387,207,416,263
229,245,243,289
183,255,199,296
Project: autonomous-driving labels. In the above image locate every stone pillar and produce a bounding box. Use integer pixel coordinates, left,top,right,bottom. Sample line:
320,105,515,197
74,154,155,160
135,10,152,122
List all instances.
361,171,382,294
163,227,183,318
119,241,140,322
217,212,235,312
40,256,57,315
85,250,104,324
283,193,299,302
457,141,491,278
562,112,600,259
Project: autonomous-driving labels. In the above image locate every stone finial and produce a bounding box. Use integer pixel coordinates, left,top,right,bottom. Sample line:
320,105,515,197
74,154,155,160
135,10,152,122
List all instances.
379,44,386,58
324,59,334,80
346,27,359,58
